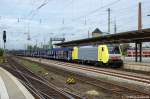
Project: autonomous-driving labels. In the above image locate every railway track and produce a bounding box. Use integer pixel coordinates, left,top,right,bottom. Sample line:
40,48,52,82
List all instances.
20,57,150,98
47,59,150,84
76,76,150,98
2,56,81,99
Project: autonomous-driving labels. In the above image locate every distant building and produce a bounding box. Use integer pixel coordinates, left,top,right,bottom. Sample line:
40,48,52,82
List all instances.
92,28,103,37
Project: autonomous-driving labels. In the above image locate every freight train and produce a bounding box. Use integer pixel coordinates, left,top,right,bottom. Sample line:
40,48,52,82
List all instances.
13,44,123,68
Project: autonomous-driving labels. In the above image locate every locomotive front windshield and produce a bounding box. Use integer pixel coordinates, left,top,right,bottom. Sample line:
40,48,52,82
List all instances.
109,46,120,54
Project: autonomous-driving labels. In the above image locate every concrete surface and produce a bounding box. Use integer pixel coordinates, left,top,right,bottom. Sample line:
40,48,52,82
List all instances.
124,57,150,63
0,67,34,99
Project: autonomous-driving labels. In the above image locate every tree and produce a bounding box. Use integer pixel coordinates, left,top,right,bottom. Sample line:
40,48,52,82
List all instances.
0,49,4,56
27,45,33,50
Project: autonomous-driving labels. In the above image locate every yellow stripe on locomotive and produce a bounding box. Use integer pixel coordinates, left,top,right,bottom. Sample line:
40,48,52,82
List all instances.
72,47,78,60
98,45,109,63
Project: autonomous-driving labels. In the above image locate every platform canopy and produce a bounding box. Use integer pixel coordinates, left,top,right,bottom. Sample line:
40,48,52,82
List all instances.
55,28,150,47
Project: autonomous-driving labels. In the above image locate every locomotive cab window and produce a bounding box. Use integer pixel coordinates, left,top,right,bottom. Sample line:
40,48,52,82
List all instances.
109,46,120,54
102,47,104,51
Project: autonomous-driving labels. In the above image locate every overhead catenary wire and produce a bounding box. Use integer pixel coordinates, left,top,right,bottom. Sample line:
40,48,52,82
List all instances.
62,0,148,26
19,0,148,35
22,0,52,42
72,0,121,21
60,0,150,38
60,0,138,30
68,0,149,34
72,0,149,22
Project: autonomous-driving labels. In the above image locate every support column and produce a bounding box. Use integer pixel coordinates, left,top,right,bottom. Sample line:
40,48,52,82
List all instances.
139,42,142,62
49,38,53,49
107,8,111,33
135,42,138,62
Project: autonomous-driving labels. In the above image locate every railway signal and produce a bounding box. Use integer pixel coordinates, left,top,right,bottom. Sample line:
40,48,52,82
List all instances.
3,30,6,62
3,30,6,43
3,30,6,52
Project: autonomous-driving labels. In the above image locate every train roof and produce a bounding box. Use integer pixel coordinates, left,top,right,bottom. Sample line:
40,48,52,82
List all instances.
50,47,73,51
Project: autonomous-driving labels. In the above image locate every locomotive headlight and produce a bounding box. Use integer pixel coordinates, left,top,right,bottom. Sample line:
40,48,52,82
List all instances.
111,56,121,60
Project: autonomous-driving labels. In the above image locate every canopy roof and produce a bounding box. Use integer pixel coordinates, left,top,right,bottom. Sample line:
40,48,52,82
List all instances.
55,28,150,47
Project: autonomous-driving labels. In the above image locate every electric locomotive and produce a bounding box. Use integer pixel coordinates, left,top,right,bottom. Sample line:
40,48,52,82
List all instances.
71,44,123,68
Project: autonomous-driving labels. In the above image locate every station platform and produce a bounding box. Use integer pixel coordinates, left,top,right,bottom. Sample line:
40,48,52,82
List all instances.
123,57,150,72
0,67,34,99
124,57,150,63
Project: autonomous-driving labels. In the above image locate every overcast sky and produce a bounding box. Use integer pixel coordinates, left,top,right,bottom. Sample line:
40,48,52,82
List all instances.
0,0,150,49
